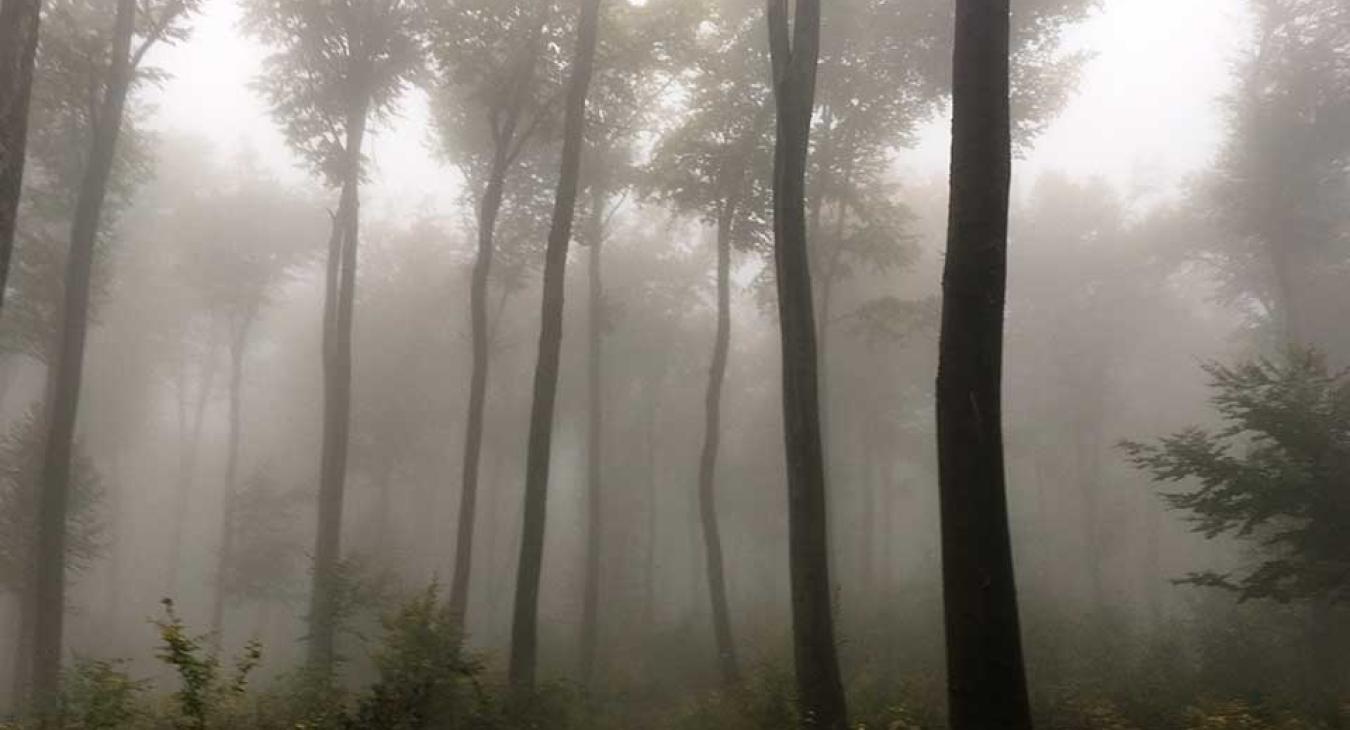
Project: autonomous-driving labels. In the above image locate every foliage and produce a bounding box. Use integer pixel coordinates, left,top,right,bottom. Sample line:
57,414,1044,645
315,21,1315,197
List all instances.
1123,350,1350,603
244,0,424,184
153,598,263,729
341,585,482,729
222,471,307,606
0,409,103,594
59,658,150,729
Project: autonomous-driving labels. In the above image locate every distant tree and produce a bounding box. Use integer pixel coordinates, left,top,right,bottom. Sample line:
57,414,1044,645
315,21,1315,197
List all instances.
30,0,197,713
765,0,847,728
509,0,603,692
424,0,566,627
176,169,316,646
645,5,771,687
1124,352,1350,604
0,0,43,311
934,0,1032,727
1199,0,1350,355
245,0,422,677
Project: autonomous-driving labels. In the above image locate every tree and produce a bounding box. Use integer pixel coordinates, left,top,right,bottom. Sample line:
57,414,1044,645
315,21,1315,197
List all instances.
645,5,772,687
508,0,603,692
0,0,43,311
30,0,196,713
1124,352,1350,605
245,0,422,676
425,0,568,626
1199,0,1350,357
766,0,847,727
1,410,103,707
935,0,1032,727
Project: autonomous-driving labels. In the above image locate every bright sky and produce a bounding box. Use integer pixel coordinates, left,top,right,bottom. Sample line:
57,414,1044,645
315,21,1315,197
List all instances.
142,0,1253,219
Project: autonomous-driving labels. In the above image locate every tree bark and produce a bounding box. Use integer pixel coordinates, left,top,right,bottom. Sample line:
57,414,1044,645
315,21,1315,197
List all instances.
579,183,606,686
696,205,742,688
935,0,1032,727
0,0,42,313
307,101,368,678
30,0,137,715
765,1,847,727
508,0,603,691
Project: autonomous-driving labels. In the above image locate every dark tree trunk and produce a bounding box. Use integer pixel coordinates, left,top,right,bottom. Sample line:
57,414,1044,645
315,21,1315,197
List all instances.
579,184,606,686
30,0,136,714
0,0,42,312
307,103,368,677
508,0,603,691
211,313,254,649
765,1,847,727
449,26,544,627
935,0,1032,727
696,205,741,688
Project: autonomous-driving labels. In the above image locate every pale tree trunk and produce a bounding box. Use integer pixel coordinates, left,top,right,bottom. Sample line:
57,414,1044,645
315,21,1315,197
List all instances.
307,101,368,677
643,382,660,630
0,0,42,311
211,311,255,650
696,205,741,688
508,0,603,691
167,335,218,598
449,18,544,627
935,0,1032,727
31,0,136,714
766,1,847,727
580,183,607,686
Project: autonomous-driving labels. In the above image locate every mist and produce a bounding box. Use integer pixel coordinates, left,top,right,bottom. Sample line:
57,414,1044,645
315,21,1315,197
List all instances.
0,0,1347,727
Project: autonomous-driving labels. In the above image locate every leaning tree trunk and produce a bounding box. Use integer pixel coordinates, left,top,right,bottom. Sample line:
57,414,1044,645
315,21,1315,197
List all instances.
0,0,42,312
307,102,368,677
579,183,607,686
766,1,847,727
508,0,603,691
31,0,137,715
695,204,742,688
935,0,1032,728
211,313,254,649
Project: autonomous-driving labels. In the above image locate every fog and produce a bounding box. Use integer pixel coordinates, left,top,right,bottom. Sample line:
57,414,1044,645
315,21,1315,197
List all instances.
1,0,1348,727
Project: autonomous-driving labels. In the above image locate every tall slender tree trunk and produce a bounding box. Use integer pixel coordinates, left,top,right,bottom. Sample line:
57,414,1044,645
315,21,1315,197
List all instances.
449,23,544,628
766,1,847,727
211,314,253,649
935,0,1031,727
30,0,136,714
508,0,603,691
168,338,218,598
0,0,42,312
643,382,660,630
579,184,607,686
307,102,368,677
696,206,741,688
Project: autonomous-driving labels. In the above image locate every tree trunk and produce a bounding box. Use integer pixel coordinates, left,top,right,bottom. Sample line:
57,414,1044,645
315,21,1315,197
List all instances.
765,1,847,727
643,382,660,630
935,0,1032,727
508,0,603,691
168,336,218,598
449,156,506,627
449,24,544,628
0,0,42,312
579,184,606,686
307,102,368,678
30,0,136,714
211,314,253,650
696,206,742,688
